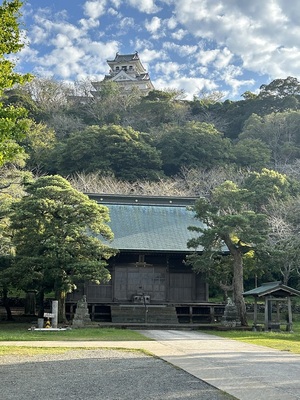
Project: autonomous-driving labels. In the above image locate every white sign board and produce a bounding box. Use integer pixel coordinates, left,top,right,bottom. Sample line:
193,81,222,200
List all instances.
43,313,55,318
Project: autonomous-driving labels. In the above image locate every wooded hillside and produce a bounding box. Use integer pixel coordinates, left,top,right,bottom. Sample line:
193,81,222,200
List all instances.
4,76,300,186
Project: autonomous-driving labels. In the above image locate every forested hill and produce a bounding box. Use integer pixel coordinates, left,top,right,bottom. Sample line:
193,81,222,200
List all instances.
4,76,300,184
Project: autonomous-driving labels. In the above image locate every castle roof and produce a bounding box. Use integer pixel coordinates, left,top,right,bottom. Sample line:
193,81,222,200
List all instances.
107,52,140,63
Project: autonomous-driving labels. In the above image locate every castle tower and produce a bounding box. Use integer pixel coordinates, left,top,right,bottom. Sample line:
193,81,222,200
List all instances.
92,52,154,95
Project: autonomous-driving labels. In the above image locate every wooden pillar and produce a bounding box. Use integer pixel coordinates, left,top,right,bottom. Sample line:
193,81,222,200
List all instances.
264,297,269,331
210,305,214,323
287,296,293,332
253,297,258,327
276,301,280,323
112,265,116,302
165,257,170,302
268,298,272,323
192,272,196,302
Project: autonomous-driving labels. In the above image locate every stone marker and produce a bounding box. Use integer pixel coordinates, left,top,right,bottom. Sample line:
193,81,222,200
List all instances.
221,297,241,327
72,295,92,327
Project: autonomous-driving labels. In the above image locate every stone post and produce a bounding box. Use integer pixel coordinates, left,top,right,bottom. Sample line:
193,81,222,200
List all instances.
52,300,58,328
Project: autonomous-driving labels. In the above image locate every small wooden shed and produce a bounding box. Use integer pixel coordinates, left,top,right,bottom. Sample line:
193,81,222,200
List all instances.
243,281,300,332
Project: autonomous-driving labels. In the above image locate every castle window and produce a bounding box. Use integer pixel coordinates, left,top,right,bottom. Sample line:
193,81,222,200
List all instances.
122,66,127,71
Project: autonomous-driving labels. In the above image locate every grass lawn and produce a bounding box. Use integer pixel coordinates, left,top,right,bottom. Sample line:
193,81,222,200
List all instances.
0,322,151,356
0,346,80,356
0,322,150,342
1,321,300,357
205,321,300,354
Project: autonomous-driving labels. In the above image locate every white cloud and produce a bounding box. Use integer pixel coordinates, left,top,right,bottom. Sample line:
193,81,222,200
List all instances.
196,49,219,66
139,48,165,64
154,61,183,79
173,0,300,80
30,25,49,44
153,76,218,100
171,29,188,41
50,34,73,49
131,38,154,51
79,18,100,30
109,0,122,7
221,65,255,96
163,42,198,57
20,0,300,100
214,48,233,69
32,17,84,41
119,17,135,29
107,7,119,16
83,0,107,19
32,38,119,80
127,0,160,14
145,17,161,34
166,16,177,30
196,47,233,70
22,5,120,80
15,46,39,67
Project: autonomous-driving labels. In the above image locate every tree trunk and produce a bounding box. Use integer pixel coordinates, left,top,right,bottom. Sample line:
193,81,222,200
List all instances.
219,282,233,300
2,287,13,321
56,289,66,323
37,290,45,318
232,250,248,326
24,290,37,315
224,236,248,326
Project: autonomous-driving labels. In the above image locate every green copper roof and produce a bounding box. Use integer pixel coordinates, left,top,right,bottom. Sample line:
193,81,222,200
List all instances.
243,281,300,297
92,195,204,252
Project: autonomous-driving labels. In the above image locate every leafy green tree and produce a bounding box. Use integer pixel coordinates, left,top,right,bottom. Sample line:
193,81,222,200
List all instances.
0,0,32,166
0,166,32,319
0,0,33,316
243,168,294,211
239,111,300,167
190,78,300,140
156,121,232,176
20,120,57,171
0,181,16,320
189,98,257,140
258,77,300,99
131,89,190,131
187,169,293,325
10,175,116,321
232,138,271,170
2,87,39,119
241,91,258,100
53,124,163,181
0,0,31,92
187,181,268,325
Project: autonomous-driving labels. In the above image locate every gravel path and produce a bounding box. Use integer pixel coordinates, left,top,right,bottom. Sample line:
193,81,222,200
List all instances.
0,349,235,400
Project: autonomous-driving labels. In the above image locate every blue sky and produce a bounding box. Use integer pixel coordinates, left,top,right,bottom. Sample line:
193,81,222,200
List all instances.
11,0,300,100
